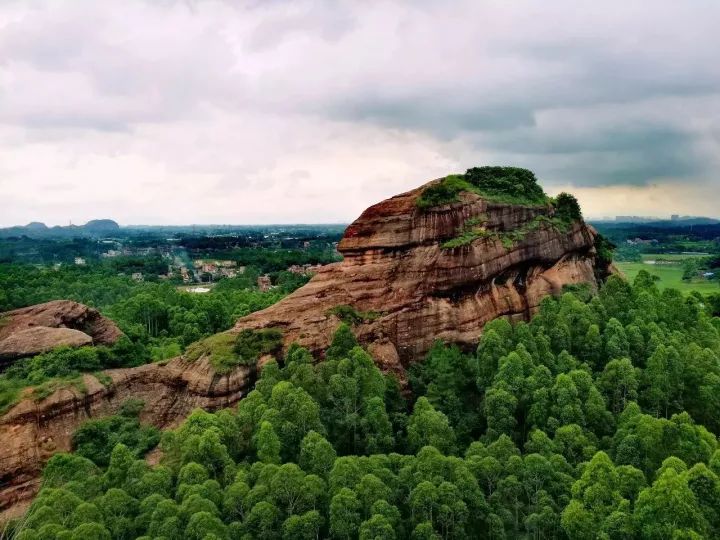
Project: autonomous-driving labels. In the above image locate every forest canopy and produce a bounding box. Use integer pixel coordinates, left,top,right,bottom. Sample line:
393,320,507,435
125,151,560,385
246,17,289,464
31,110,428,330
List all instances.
9,272,720,539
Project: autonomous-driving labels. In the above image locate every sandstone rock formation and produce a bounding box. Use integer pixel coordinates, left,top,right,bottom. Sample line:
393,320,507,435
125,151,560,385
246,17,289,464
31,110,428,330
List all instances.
0,351,254,519
0,177,606,518
232,181,604,373
0,300,124,365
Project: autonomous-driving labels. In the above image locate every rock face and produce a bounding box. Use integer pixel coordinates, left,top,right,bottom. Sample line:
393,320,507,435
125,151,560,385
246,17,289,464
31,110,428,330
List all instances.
0,352,254,519
232,182,603,373
0,300,124,364
0,177,605,518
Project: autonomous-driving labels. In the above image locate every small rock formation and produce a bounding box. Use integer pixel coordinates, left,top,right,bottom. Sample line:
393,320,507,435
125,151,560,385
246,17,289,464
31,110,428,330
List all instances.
0,352,254,519
232,181,604,373
0,175,606,517
0,300,124,365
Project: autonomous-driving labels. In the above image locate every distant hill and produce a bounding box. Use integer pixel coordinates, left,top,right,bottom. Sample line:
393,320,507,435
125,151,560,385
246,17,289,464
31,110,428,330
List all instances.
83,219,121,232
0,219,120,238
24,222,49,231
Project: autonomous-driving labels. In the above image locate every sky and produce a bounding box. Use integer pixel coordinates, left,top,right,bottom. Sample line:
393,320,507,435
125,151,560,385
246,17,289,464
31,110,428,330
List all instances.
1,0,719,226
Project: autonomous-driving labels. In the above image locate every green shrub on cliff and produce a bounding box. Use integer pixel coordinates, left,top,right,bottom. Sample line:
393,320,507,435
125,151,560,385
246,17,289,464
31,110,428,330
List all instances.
71,399,160,467
326,304,381,325
185,328,282,373
553,192,583,222
233,328,283,365
184,332,238,372
442,214,569,250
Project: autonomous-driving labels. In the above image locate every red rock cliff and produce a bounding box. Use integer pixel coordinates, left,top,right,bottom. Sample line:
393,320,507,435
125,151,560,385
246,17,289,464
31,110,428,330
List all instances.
232,181,601,371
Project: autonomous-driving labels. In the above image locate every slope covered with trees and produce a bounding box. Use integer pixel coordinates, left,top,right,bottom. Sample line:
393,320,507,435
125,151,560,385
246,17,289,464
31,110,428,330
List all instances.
7,272,720,539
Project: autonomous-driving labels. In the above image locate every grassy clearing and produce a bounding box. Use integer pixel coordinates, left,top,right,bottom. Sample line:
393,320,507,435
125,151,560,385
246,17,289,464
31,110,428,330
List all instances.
616,260,720,294
0,378,26,414
639,253,708,262
0,375,93,415
31,378,87,402
93,371,113,387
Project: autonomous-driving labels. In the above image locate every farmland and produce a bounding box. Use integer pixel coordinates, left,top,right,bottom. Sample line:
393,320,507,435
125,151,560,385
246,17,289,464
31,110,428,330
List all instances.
616,253,719,294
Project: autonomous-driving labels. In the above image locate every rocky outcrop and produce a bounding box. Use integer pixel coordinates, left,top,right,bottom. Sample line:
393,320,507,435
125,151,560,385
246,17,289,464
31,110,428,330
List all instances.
0,300,124,364
0,177,604,518
232,182,602,371
0,351,254,518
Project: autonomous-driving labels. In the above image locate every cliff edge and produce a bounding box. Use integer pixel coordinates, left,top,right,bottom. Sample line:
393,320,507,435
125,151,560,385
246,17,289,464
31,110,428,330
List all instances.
232,179,603,373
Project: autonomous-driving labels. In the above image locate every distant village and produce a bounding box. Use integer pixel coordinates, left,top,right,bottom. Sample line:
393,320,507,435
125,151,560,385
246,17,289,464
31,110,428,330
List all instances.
63,241,327,294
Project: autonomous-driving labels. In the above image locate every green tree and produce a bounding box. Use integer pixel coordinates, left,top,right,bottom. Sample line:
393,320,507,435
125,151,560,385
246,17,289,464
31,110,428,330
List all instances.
326,323,359,360
282,510,323,540
359,514,396,540
554,193,582,222
299,430,337,478
245,501,282,540
185,511,228,540
598,358,638,414
634,467,707,539
330,488,361,539
407,397,456,454
255,421,282,464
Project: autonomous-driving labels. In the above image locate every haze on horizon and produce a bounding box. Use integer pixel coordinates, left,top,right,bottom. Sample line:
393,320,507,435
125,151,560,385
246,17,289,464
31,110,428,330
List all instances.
1,0,719,227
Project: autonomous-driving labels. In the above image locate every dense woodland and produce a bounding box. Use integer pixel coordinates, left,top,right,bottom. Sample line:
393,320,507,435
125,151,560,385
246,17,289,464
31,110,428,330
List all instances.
8,273,720,539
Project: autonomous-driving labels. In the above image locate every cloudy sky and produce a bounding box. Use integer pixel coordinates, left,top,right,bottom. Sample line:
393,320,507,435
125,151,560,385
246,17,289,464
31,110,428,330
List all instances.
1,0,719,226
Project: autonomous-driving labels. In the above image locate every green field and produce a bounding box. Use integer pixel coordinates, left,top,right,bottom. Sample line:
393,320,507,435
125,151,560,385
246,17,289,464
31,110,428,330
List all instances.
616,255,719,294
638,253,708,261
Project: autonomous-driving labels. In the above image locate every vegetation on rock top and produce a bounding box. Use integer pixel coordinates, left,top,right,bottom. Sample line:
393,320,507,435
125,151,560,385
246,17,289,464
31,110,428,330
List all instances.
184,333,240,373
185,328,284,374
417,166,551,209
0,342,142,414
233,328,284,366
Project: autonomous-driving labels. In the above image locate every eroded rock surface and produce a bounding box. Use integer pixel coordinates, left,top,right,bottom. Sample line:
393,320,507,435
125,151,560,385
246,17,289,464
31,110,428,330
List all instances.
0,300,124,364
0,353,253,517
233,182,604,370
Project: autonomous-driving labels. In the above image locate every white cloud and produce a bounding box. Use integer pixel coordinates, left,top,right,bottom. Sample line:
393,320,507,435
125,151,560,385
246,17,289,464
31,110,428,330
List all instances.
0,0,719,225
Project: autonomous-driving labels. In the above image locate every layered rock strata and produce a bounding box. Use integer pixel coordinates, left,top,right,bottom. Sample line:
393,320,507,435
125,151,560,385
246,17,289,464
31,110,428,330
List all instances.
232,182,602,371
